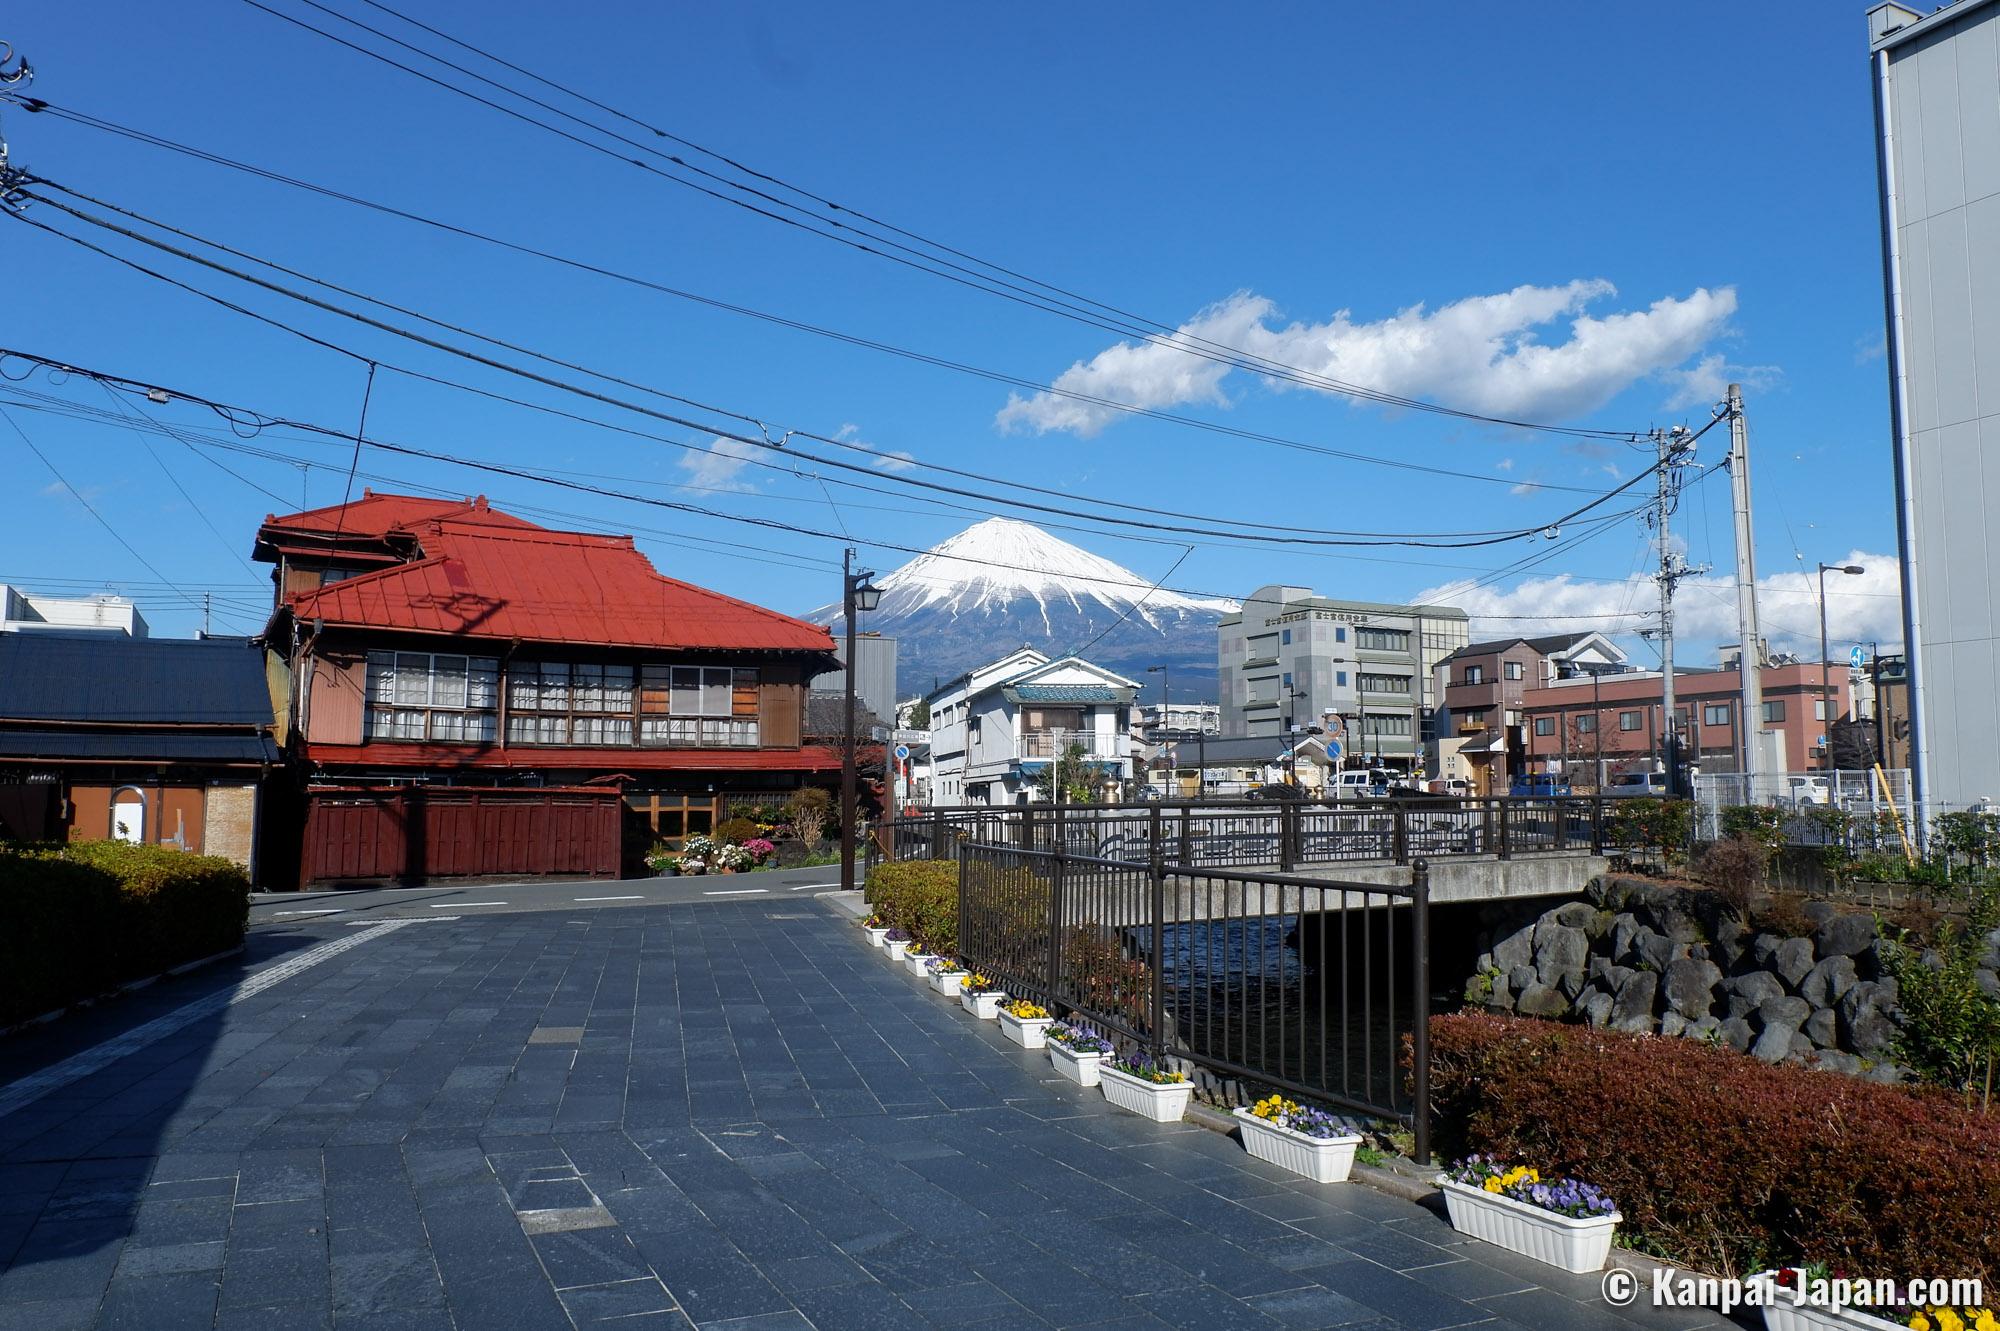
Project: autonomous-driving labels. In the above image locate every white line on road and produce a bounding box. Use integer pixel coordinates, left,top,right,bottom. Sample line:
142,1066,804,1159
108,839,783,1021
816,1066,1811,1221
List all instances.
702,888,768,896
0,920,416,1121
429,902,506,908
271,908,344,916
574,895,643,902
787,884,821,891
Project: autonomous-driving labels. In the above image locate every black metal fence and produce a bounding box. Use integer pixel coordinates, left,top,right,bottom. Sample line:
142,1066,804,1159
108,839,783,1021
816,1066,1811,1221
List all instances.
881,795,1615,874
955,825,1434,1162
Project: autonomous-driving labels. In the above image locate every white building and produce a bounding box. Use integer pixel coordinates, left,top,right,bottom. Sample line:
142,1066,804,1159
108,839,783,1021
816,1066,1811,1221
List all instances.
925,648,1139,805
0,586,148,636
1871,0,2000,817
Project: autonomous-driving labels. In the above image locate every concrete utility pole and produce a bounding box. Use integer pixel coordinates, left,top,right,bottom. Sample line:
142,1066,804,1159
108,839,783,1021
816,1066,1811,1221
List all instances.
1724,384,1766,790
1651,426,1704,798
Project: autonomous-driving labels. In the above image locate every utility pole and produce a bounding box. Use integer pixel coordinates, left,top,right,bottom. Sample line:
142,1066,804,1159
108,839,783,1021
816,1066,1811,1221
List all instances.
1651,425,1704,799
1724,385,1766,794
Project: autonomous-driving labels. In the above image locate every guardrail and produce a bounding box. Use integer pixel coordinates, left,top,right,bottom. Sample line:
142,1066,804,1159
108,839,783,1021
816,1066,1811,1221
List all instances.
956,830,1433,1161
878,795,1616,873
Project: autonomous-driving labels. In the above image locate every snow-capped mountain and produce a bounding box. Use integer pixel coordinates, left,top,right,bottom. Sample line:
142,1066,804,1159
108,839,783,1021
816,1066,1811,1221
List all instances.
809,517,1238,699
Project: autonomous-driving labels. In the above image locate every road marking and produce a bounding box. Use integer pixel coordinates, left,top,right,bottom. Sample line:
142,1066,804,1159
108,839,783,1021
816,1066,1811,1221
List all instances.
270,908,345,916
702,888,768,896
0,920,415,1121
787,884,822,891
574,895,643,902
429,901,506,908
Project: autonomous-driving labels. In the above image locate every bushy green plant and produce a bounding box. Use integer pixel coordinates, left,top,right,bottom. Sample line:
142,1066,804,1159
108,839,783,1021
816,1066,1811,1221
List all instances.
712,817,759,846
866,859,958,955
1718,804,1786,850
59,840,249,978
1606,798,1693,868
1882,882,2000,1109
1427,1012,2000,1280
1935,811,2000,867
785,787,833,847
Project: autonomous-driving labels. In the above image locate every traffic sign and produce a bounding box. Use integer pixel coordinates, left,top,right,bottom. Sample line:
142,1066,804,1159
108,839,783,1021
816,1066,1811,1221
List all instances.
1849,645,1867,669
893,744,910,761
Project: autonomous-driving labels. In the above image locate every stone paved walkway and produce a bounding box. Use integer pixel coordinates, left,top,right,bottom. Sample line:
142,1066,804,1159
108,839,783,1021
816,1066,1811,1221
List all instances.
0,901,1737,1330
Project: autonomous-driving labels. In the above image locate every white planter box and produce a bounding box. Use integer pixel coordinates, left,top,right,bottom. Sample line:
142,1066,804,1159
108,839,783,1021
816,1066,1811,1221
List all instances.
997,1011,1052,1049
928,970,967,998
960,990,1006,1019
903,952,935,978
1437,1176,1621,1274
1232,1107,1362,1184
1047,1041,1105,1087
1099,1065,1192,1123
864,926,889,948
1746,1274,1906,1331
885,938,910,961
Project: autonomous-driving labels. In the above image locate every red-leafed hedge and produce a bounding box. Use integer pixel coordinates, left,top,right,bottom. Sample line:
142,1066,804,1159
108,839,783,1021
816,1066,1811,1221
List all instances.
1427,1013,2000,1281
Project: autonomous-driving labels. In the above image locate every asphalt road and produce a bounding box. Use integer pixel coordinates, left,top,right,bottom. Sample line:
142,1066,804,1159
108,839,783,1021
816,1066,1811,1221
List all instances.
248,864,848,926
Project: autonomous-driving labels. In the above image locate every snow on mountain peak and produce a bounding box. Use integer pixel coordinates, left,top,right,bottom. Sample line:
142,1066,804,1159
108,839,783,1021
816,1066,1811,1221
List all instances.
872,517,1237,624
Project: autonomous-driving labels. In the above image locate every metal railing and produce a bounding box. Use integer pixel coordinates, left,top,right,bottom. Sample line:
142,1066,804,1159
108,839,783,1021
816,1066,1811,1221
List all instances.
955,814,1432,1160
1015,729,1123,760
881,794,1616,874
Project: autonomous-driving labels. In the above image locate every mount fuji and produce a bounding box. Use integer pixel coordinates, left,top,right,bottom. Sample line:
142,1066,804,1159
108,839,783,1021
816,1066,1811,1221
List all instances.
809,517,1238,700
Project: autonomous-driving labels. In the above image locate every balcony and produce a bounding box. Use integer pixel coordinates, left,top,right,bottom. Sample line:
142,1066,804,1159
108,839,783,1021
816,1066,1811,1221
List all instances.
1015,730,1123,761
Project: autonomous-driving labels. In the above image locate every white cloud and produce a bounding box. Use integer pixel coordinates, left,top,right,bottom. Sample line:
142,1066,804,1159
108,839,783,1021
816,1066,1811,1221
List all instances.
872,449,918,473
677,436,762,491
1495,458,1515,472
1660,352,1782,412
996,281,1740,438
1509,481,1543,497
1414,550,1905,659
1855,333,1886,365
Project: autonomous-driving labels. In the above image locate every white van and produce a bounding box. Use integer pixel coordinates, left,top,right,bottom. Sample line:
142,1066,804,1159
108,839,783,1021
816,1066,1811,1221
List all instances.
1332,769,1389,798
1604,771,1671,798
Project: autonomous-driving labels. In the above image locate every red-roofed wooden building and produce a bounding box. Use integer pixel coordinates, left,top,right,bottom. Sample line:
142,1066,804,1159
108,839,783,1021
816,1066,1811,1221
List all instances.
256,492,842,885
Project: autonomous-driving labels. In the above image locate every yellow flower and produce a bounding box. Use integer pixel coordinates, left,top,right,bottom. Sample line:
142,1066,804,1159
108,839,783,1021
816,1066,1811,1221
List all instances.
1483,1177,1504,1193
1939,1311,1964,1331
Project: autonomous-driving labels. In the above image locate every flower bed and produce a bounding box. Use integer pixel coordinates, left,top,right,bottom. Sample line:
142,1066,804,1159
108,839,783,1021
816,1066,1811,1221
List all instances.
998,999,1052,1049
1437,1156,1620,1274
1046,1022,1113,1087
1099,1055,1191,1122
1428,1013,2000,1280
903,949,935,978
1233,1095,1362,1184
959,975,1005,1019
883,928,911,961
862,914,890,947
1746,1270,1910,1331
926,957,967,997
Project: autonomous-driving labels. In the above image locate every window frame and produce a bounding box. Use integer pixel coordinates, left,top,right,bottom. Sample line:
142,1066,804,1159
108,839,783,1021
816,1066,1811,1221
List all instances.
1533,716,1556,737
1618,710,1644,732
365,650,499,744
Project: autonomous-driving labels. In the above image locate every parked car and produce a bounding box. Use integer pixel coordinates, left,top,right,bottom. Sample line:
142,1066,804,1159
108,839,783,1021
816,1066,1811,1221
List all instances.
1786,775,1832,807
1603,771,1672,798
1509,775,1572,798
1428,777,1474,798
1332,769,1392,798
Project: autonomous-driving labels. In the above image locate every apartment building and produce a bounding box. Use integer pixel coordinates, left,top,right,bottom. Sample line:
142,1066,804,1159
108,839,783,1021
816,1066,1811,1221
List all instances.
1217,587,1468,776
1435,633,1627,793
925,648,1137,805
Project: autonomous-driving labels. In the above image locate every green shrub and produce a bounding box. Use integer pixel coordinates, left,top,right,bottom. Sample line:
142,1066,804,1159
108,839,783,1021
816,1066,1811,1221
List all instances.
1606,798,1693,867
712,817,759,846
1427,1012,2000,1281
0,841,249,1025
867,859,958,955
1882,881,2000,1107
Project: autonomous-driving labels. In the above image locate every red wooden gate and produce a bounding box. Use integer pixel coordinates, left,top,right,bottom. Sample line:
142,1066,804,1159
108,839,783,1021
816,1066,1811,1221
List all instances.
301,786,621,885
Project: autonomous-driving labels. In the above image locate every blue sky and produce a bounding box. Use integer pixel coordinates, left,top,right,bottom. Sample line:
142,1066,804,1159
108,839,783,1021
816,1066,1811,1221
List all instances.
1,2,1905,657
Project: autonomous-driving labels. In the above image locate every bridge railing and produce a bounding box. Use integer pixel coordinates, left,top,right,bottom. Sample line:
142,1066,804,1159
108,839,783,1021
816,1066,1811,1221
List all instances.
956,827,1433,1161
882,794,1620,875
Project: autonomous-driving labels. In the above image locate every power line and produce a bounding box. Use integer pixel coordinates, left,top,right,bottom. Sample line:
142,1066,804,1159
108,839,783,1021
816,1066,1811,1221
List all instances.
228,0,1644,442
3,92,1612,497
7,187,1661,552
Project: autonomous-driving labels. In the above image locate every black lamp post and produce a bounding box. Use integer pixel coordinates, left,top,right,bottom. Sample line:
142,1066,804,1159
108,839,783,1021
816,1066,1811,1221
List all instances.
840,549,881,894
1817,563,1865,773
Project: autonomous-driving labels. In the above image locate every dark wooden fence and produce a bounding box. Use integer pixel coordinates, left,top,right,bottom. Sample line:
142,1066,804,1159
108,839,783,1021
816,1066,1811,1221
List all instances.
301,786,622,885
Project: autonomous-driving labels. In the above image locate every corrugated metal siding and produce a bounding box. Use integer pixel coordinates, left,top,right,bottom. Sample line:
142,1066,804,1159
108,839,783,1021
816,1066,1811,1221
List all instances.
307,653,367,746
301,788,620,884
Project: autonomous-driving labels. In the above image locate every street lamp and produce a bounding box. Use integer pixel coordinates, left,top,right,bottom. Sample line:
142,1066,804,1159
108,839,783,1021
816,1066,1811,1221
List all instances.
1817,563,1865,773
1146,665,1169,796
840,549,881,894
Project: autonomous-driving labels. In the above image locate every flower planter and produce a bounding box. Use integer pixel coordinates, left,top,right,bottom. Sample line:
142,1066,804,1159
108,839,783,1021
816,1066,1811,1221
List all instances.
1746,1274,1907,1331
903,951,935,978
1099,1065,1192,1123
960,990,1005,1019
997,1010,1052,1049
885,938,910,961
1047,1041,1104,1088
1436,1177,1621,1274
1232,1107,1362,1183
928,970,967,998
863,926,890,948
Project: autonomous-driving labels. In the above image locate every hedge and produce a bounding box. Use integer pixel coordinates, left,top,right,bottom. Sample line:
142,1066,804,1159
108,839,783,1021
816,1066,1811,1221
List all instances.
1427,1012,2000,1280
0,841,251,1026
867,859,958,955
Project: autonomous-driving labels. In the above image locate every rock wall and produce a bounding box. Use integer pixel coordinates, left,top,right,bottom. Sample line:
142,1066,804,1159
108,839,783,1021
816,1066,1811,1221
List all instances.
1459,876,1994,1081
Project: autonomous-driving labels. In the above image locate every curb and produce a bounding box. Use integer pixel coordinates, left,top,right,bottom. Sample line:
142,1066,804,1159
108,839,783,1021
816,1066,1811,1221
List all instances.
1,941,248,1039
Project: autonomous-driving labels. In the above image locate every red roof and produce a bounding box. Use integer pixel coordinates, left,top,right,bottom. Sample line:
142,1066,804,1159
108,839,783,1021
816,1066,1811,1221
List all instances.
285,506,835,654
263,490,537,539
304,742,847,773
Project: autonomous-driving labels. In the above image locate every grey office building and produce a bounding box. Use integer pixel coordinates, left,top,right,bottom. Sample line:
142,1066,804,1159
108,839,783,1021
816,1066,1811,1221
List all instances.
1871,0,2000,815
1217,587,1468,773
